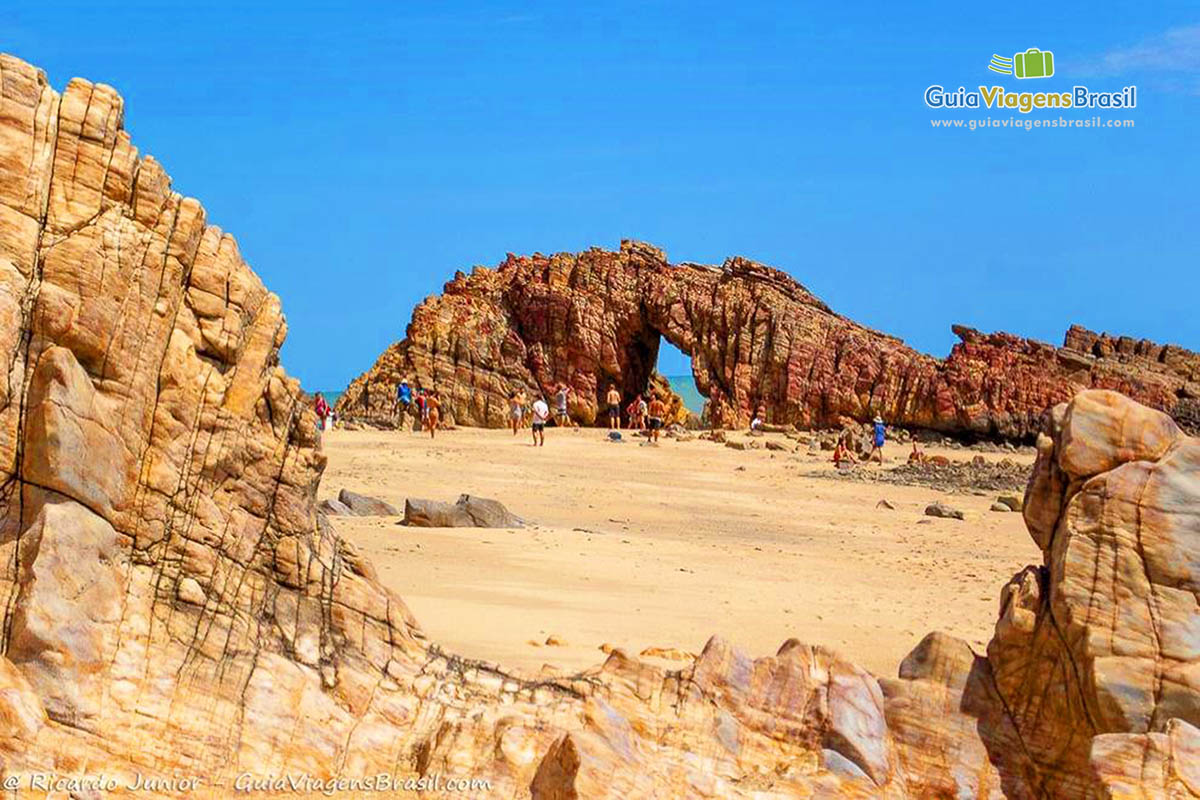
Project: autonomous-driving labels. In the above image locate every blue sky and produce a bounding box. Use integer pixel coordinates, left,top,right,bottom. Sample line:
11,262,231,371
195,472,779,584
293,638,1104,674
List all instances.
8,1,1198,387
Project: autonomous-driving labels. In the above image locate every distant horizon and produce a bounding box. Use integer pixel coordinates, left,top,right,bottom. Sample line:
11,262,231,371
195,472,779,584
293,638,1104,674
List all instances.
8,2,1197,390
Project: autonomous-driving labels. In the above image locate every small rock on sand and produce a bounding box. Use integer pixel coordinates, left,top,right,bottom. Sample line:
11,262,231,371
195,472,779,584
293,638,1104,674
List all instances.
338,489,400,516
997,494,1022,511
318,498,353,516
640,646,695,661
925,502,965,520
403,494,522,528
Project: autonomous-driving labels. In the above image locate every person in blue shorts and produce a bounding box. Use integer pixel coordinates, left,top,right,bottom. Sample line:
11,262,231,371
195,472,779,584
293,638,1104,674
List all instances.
870,415,886,463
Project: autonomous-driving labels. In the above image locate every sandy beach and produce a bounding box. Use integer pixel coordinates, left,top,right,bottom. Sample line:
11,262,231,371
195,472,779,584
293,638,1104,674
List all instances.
320,425,1040,677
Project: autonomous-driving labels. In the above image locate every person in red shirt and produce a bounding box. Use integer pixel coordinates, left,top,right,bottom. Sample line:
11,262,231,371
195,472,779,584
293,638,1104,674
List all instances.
314,393,330,430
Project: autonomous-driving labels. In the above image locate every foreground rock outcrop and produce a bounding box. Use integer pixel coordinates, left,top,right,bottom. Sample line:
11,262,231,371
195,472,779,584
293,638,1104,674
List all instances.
0,55,1196,798
403,494,523,528
338,242,1198,439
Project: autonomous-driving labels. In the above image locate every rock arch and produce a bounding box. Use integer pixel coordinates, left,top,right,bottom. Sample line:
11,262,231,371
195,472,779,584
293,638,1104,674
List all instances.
339,241,1198,439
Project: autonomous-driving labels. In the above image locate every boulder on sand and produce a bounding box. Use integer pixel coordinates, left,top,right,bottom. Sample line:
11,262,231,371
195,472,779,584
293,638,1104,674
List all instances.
996,494,1022,511
338,489,400,516
318,498,353,516
403,494,523,528
924,501,964,520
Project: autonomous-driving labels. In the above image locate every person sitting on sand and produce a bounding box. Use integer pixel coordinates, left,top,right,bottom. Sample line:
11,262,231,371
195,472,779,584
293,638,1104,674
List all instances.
750,405,766,431
908,441,926,464
426,391,441,438
832,440,856,469
531,395,550,446
646,393,666,443
606,385,622,430
554,384,572,426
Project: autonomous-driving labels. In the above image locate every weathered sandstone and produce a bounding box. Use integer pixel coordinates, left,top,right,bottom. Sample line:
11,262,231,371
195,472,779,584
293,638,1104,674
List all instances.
338,243,1199,439
0,55,1196,799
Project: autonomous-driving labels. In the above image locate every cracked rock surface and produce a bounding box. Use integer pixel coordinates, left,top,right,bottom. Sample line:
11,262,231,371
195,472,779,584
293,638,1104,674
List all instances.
0,55,1197,798
338,243,1200,439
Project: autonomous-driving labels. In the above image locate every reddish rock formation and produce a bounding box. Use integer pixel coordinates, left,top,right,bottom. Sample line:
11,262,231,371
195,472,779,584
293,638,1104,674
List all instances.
1,55,1197,799
338,243,1198,439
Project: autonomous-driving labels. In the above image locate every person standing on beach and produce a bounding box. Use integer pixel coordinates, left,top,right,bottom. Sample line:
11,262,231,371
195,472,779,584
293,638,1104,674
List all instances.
646,393,666,443
606,385,622,430
509,391,523,435
426,391,441,438
554,384,572,427
395,380,412,419
531,395,550,446
871,415,886,463
415,389,429,432
314,393,332,431
626,393,646,432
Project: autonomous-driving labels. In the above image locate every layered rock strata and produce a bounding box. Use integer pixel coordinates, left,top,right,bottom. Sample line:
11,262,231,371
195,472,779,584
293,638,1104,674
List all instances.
338,243,1198,439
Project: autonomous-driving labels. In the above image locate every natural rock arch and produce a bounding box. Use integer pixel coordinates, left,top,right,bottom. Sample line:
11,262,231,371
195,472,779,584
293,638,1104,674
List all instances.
339,241,1198,439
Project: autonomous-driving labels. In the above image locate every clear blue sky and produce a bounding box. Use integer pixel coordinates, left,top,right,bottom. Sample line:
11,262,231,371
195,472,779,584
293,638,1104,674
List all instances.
9,2,1198,388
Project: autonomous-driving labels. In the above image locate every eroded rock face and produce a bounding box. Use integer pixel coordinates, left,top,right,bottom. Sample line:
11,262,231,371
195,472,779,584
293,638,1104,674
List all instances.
1,54,1196,799
885,390,1200,799
338,243,1198,439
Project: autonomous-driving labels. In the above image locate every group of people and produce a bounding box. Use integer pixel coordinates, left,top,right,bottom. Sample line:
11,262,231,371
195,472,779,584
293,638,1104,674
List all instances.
832,415,889,468
393,379,442,438
604,384,668,441
332,379,914,462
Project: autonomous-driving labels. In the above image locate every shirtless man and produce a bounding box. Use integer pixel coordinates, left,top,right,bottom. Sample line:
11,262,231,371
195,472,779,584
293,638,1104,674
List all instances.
426,391,441,439
646,393,666,443
908,441,926,464
516,389,528,429
605,385,621,430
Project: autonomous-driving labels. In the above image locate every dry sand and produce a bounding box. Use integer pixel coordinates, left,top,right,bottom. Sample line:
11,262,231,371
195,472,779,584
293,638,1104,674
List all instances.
320,425,1040,678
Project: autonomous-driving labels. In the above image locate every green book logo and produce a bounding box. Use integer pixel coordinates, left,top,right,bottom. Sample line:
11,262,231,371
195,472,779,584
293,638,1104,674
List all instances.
989,48,1055,79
